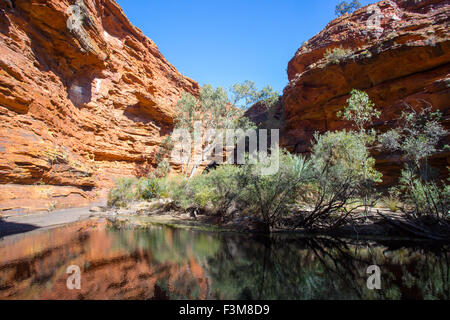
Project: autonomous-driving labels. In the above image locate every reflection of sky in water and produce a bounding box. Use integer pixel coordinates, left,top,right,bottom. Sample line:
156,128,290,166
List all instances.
0,219,448,300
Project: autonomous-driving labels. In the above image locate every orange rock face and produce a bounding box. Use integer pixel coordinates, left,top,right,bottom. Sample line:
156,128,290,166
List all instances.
0,0,199,213
281,0,449,185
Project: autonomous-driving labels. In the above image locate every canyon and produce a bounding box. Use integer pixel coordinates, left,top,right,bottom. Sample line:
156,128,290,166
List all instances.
0,0,449,214
0,0,198,213
279,0,449,186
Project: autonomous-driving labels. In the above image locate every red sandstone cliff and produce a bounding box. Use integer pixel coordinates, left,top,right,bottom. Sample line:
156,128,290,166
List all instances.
279,0,449,185
0,0,199,213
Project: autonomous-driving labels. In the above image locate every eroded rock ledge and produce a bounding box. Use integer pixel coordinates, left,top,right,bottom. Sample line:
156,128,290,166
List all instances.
0,0,199,213
276,0,449,186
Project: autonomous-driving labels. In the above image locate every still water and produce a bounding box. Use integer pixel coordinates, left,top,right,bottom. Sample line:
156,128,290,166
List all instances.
0,219,448,299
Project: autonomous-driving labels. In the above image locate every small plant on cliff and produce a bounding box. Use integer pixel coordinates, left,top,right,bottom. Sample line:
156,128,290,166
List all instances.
324,46,353,65
335,0,361,16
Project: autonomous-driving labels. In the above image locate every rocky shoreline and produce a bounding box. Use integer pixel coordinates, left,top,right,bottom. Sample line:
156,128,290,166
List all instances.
1,199,447,242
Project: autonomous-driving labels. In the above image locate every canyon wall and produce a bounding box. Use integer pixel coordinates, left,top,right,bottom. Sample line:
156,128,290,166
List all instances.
0,0,199,214
279,0,449,185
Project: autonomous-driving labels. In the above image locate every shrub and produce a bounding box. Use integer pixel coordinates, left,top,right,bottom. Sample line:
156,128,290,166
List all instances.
335,0,361,16
394,168,448,220
337,89,381,214
163,165,242,213
382,193,401,213
153,159,171,178
379,106,447,167
379,106,448,219
108,176,164,207
299,130,382,228
136,177,161,200
157,175,191,209
324,46,353,64
107,177,136,207
337,89,381,132
236,149,312,231
198,165,242,213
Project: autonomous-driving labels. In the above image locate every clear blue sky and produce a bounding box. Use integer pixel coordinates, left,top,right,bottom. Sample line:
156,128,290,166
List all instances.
116,0,375,93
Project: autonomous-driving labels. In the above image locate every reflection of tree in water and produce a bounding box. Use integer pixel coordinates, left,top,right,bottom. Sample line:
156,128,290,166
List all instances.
1,223,448,299
204,235,450,300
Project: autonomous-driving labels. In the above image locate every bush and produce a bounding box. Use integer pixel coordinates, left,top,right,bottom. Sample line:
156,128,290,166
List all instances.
153,159,171,178
236,149,312,231
157,175,191,209
107,177,137,207
382,193,401,213
108,177,163,207
394,168,448,219
379,106,447,167
136,177,161,200
324,46,353,64
198,165,241,213
164,165,241,213
299,130,382,228
379,106,448,219
337,89,381,132
335,0,361,16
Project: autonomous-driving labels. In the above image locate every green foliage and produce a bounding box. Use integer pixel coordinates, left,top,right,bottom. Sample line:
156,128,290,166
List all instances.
393,168,449,219
383,193,401,213
311,131,381,184
175,85,239,132
108,177,164,207
174,84,254,177
236,150,312,229
301,130,382,227
380,106,449,219
335,0,361,16
324,46,353,64
230,80,279,110
199,165,241,213
107,177,137,207
153,159,171,178
335,89,381,215
379,106,447,167
337,89,381,132
136,177,161,201
164,165,241,212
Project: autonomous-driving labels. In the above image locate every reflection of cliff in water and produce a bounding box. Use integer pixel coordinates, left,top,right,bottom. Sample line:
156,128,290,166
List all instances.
0,219,448,300
0,220,214,299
